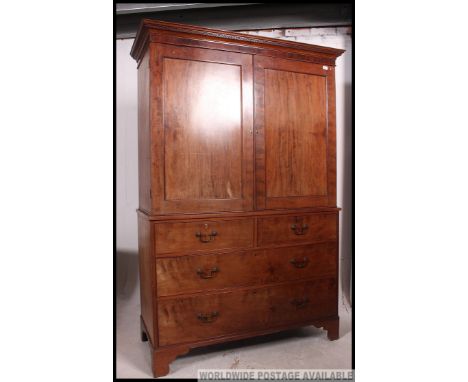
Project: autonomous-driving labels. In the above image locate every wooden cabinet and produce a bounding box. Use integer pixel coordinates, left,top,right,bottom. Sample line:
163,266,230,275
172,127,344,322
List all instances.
131,19,344,377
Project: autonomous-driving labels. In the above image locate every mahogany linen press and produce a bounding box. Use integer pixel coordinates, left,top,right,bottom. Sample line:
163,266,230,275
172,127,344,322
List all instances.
130,19,344,377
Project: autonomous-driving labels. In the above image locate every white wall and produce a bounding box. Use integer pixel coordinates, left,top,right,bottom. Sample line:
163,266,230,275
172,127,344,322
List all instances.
116,28,352,302
117,39,138,254
116,39,139,296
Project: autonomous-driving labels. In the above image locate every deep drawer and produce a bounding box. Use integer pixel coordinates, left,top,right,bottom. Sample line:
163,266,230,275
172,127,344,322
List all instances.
257,213,337,247
157,278,337,346
156,242,337,296
155,218,254,255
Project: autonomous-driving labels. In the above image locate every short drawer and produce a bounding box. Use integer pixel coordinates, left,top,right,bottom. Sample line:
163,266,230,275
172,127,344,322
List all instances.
156,242,337,296
257,213,337,247
155,218,254,255
157,278,337,346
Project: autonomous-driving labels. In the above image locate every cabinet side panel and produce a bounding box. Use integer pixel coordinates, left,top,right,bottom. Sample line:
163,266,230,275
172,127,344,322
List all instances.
138,50,151,213
138,216,156,344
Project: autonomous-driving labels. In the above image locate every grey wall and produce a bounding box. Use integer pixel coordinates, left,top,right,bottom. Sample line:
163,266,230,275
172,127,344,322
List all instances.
115,4,352,38
116,27,353,304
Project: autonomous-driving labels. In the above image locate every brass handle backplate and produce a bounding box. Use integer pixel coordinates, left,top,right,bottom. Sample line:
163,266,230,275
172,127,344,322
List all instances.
290,257,309,268
290,297,309,308
195,230,218,243
291,223,308,235
197,267,219,279
197,311,219,323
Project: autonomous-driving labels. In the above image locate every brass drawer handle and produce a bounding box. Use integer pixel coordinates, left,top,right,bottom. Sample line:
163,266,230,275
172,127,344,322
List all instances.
197,311,219,323
291,297,309,308
291,223,308,235
195,230,218,243
290,257,309,268
196,267,219,279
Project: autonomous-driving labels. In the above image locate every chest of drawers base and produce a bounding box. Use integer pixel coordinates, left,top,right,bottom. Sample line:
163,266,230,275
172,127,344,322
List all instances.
141,314,340,378
138,209,340,377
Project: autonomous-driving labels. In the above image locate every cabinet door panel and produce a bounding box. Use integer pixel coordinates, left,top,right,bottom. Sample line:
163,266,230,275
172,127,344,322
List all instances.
254,56,336,209
151,44,254,213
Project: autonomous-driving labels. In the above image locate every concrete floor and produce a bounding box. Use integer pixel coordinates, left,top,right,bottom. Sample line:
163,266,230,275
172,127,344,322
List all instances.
116,287,352,379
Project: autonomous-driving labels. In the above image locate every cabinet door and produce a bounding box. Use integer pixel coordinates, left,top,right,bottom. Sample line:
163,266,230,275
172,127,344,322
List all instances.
254,56,336,209
151,44,254,213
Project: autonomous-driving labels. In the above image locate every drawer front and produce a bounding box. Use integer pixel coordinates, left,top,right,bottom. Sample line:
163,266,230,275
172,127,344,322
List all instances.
158,278,337,346
155,218,254,254
258,213,337,247
156,242,337,296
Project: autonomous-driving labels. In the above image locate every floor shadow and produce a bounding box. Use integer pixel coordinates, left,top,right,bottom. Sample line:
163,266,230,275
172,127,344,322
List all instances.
177,326,326,359
116,250,139,299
